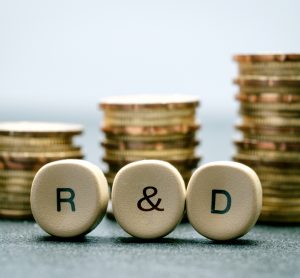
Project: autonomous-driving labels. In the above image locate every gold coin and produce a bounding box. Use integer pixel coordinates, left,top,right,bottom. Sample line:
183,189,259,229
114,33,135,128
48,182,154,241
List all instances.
0,201,31,210
240,109,300,119
238,63,300,77
239,107,300,118
0,185,31,194
250,165,300,175
263,188,300,198
0,178,33,187
261,206,300,214
236,123,300,136
235,149,300,162
0,169,36,179
103,107,196,119
103,156,201,168
234,76,300,87
236,93,300,104
102,124,200,136
0,145,81,153
242,134,300,143
100,95,200,110
105,148,195,158
258,173,300,183
0,155,83,171
240,102,300,112
263,197,300,207
0,121,83,136
234,139,300,152
0,149,83,159
241,115,300,127
0,135,72,147
103,116,196,127
102,140,199,151
104,153,197,161
259,214,300,223
0,208,32,219
0,193,30,203
237,86,300,95
233,155,300,168
105,132,197,143
233,53,300,63
107,162,197,173
261,182,300,192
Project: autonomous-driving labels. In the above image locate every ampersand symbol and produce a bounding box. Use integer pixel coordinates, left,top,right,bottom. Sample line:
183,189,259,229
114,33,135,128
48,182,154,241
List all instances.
137,186,164,212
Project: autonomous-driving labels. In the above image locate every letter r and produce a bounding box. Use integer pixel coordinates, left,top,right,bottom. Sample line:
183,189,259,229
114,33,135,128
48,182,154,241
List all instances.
56,188,76,212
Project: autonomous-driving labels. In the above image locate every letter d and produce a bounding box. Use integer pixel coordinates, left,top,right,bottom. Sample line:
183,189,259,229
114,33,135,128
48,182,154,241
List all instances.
211,189,231,214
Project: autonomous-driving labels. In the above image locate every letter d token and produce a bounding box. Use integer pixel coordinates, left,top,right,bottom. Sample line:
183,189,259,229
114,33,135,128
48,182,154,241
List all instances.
186,161,262,241
31,159,109,238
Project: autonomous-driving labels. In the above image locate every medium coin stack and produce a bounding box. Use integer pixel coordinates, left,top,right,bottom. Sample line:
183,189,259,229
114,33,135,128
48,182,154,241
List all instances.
0,122,83,219
232,53,300,223
99,95,201,188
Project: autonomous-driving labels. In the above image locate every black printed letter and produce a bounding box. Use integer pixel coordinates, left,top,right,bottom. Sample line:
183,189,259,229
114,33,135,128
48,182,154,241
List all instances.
56,188,76,212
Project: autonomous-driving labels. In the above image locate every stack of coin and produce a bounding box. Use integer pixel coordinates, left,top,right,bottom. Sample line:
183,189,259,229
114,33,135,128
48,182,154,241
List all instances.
0,122,83,219
99,95,201,188
232,53,300,223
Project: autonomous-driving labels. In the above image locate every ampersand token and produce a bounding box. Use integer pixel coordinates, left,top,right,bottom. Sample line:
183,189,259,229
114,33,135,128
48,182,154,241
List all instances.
137,186,164,211
111,160,186,239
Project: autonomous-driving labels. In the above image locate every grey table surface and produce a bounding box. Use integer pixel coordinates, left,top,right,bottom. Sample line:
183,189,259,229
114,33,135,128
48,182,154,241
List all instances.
0,219,299,278
1,122,300,278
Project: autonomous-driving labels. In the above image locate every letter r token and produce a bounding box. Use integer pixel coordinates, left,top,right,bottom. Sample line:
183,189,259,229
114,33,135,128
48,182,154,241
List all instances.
186,161,262,241
31,159,109,238
112,160,186,239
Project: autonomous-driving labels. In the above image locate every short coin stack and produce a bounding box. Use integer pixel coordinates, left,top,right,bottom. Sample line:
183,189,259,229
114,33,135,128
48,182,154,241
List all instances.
99,95,201,188
0,122,83,219
233,53,300,223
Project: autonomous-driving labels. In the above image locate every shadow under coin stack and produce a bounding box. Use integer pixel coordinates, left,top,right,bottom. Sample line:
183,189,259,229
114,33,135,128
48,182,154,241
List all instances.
233,53,300,223
0,122,83,219
99,95,201,188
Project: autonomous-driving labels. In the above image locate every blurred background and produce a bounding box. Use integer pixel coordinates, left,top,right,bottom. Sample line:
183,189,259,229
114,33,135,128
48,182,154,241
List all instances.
0,0,299,167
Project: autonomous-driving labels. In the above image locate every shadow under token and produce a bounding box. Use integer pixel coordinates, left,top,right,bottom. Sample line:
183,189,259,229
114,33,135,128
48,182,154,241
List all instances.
207,238,261,247
115,236,192,245
35,234,124,245
256,222,300,228
114,236,261,247
35,234,261,247
36,235,89,243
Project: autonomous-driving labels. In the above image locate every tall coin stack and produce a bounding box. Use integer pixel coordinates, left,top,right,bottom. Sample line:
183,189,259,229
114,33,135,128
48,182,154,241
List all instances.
99,95,201,189
233,53,300,223
0,122,83,219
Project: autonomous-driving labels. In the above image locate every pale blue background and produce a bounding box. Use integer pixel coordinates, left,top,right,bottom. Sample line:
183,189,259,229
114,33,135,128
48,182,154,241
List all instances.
0,0,299,166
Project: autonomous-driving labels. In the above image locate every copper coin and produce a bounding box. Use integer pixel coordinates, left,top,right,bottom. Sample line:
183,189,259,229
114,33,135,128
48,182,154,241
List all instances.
233,53,300,63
